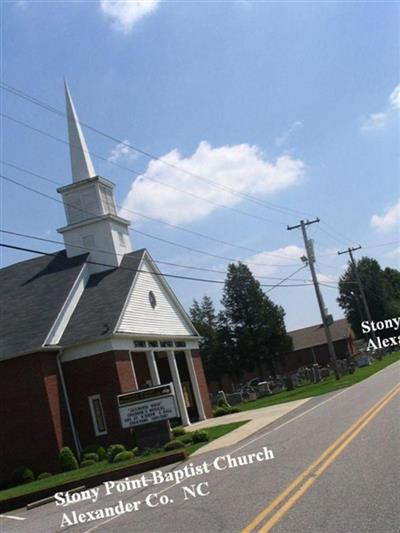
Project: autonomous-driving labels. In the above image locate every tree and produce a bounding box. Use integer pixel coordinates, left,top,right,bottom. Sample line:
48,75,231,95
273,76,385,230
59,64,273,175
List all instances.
189,296,230,388
221,262,292,378
337,257,400,337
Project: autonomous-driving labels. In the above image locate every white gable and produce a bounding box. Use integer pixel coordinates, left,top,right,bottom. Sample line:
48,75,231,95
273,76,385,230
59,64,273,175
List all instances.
116,256,196,337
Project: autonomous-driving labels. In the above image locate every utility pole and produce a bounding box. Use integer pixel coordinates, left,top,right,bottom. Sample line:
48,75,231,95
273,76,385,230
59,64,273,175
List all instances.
288,218,340,380
338,246,381,358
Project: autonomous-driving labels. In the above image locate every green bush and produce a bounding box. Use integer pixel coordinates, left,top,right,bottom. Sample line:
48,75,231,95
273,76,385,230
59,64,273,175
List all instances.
164,440,185,451
230,407,242,413
82,453,99,463
191,430,209,443
172,427,186,437
180,435,193,445
59,447,79,472
107,444,126,463
10,466,35,486
214,406,230,417
37,472,52,480
80,459,96,468
131,447,139,455
83,445,106,461
113,451,134,463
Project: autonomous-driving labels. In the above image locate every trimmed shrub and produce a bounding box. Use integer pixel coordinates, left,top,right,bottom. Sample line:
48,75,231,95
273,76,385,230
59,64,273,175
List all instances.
172,427,186,437
113,451,134,463
164,440,185,451
191,430,209,444
131,447,139,455
82,453,99,463
59,447,79,472
10,466,35,486
214,406,230,417
80,459,96,468
83,445,106,461
181,435,193,445
107,444,126,463
230,407,242,413
37,472,52,480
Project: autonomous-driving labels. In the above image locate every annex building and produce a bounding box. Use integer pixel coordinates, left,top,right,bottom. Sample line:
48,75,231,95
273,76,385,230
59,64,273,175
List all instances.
0,85,212,476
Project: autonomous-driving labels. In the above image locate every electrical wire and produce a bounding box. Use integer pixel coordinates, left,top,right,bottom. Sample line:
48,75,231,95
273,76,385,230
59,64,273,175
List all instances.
1,81,315,219
0,243,316,290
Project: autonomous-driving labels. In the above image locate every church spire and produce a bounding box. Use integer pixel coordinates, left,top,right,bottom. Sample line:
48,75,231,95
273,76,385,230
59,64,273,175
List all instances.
64,81,96,182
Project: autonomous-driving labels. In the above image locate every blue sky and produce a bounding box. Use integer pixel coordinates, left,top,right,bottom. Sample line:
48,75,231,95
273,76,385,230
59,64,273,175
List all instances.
1,1,399,330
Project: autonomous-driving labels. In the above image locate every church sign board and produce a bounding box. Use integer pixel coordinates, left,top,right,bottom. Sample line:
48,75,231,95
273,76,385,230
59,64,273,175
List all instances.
117,383,178,428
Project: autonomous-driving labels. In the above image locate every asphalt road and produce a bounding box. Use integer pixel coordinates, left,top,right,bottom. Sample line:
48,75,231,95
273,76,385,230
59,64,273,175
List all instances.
2,361,399,533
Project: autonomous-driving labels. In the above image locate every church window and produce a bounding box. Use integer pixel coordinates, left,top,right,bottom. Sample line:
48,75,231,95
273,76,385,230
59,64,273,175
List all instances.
88,395,107,436
149,290,157,309
100,185,116,215
118,231,125,247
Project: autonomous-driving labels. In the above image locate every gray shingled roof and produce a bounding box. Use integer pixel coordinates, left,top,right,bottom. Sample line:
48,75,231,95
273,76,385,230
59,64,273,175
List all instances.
59,249,145,347
0,250,88,360
288,318,351,351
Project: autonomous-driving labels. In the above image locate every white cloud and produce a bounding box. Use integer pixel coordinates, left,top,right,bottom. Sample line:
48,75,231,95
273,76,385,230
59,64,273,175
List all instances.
387,247,400,258
361,83,400,133
121,141,305,225
108,140,139,162
371,199,400,232
275,121,302,147
360,112,387,133
99,0,159,33
245,245,305,276
390,84,400,109
317,272,337,284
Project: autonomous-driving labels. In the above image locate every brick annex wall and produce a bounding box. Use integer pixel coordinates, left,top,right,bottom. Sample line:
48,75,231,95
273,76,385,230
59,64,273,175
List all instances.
0,351,73,477
62,351,137,450
191,350,213,418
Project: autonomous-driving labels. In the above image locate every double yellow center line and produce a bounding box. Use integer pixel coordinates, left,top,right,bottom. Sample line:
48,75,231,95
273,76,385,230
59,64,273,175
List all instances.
242,383,400,533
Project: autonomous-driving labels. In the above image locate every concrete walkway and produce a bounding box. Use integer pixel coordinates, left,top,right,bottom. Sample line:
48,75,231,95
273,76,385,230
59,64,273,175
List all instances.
190,398,310,455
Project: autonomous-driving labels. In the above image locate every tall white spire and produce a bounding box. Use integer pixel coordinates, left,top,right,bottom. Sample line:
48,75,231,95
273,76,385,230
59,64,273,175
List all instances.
64,81,96,182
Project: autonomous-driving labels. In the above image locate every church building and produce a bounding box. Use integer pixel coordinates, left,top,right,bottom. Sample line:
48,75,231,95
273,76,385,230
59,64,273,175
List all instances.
0,84,212,476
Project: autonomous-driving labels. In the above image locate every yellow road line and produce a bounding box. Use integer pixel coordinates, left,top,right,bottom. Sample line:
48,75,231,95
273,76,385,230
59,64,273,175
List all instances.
242,383,400,533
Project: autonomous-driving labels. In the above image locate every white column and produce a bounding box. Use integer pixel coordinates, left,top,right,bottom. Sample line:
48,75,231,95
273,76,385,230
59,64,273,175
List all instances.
167,350,191,427
185,350,206,420
146,350,160,386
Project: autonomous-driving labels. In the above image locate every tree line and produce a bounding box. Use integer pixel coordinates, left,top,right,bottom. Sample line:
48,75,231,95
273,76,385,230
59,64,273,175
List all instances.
190,256,400,388
189,262,292,388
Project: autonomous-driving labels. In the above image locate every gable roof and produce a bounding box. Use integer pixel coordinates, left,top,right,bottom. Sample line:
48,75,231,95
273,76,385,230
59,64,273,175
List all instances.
59,249,145,347
0,250,88,361
288,318,352,351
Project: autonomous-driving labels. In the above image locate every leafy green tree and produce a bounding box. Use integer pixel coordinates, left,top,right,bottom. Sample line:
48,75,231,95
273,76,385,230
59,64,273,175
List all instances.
337,257,400,337
221,262,292,378
190,296,230,388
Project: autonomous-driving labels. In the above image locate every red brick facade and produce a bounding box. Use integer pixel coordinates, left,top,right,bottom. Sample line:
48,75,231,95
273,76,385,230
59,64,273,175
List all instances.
1,348,212,477
62,351,136,449
191,350,213,418
0,351,72,477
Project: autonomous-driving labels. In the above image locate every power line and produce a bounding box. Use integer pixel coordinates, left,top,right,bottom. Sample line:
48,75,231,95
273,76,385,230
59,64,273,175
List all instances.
0,229,313,282
1,81,314,219
0,242,316,290
265,264,307,293
0,173,305,268
1,160,303,260
1,113,288,228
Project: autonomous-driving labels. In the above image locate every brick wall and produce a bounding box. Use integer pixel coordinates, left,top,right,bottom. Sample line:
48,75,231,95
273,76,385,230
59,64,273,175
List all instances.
0,351,72,477
191,350,213,418
62,351,136,450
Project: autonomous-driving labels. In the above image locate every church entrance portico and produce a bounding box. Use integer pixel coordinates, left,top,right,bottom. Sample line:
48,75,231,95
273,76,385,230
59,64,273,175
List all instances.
131,347,207,426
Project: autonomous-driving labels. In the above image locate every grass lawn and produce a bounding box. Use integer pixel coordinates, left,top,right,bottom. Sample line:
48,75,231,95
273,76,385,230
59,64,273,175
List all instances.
234,351,400,412
0,421,247,502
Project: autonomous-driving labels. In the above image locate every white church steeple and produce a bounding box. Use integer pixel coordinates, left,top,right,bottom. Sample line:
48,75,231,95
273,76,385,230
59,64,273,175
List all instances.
64,81,96,182
57,83,132,272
